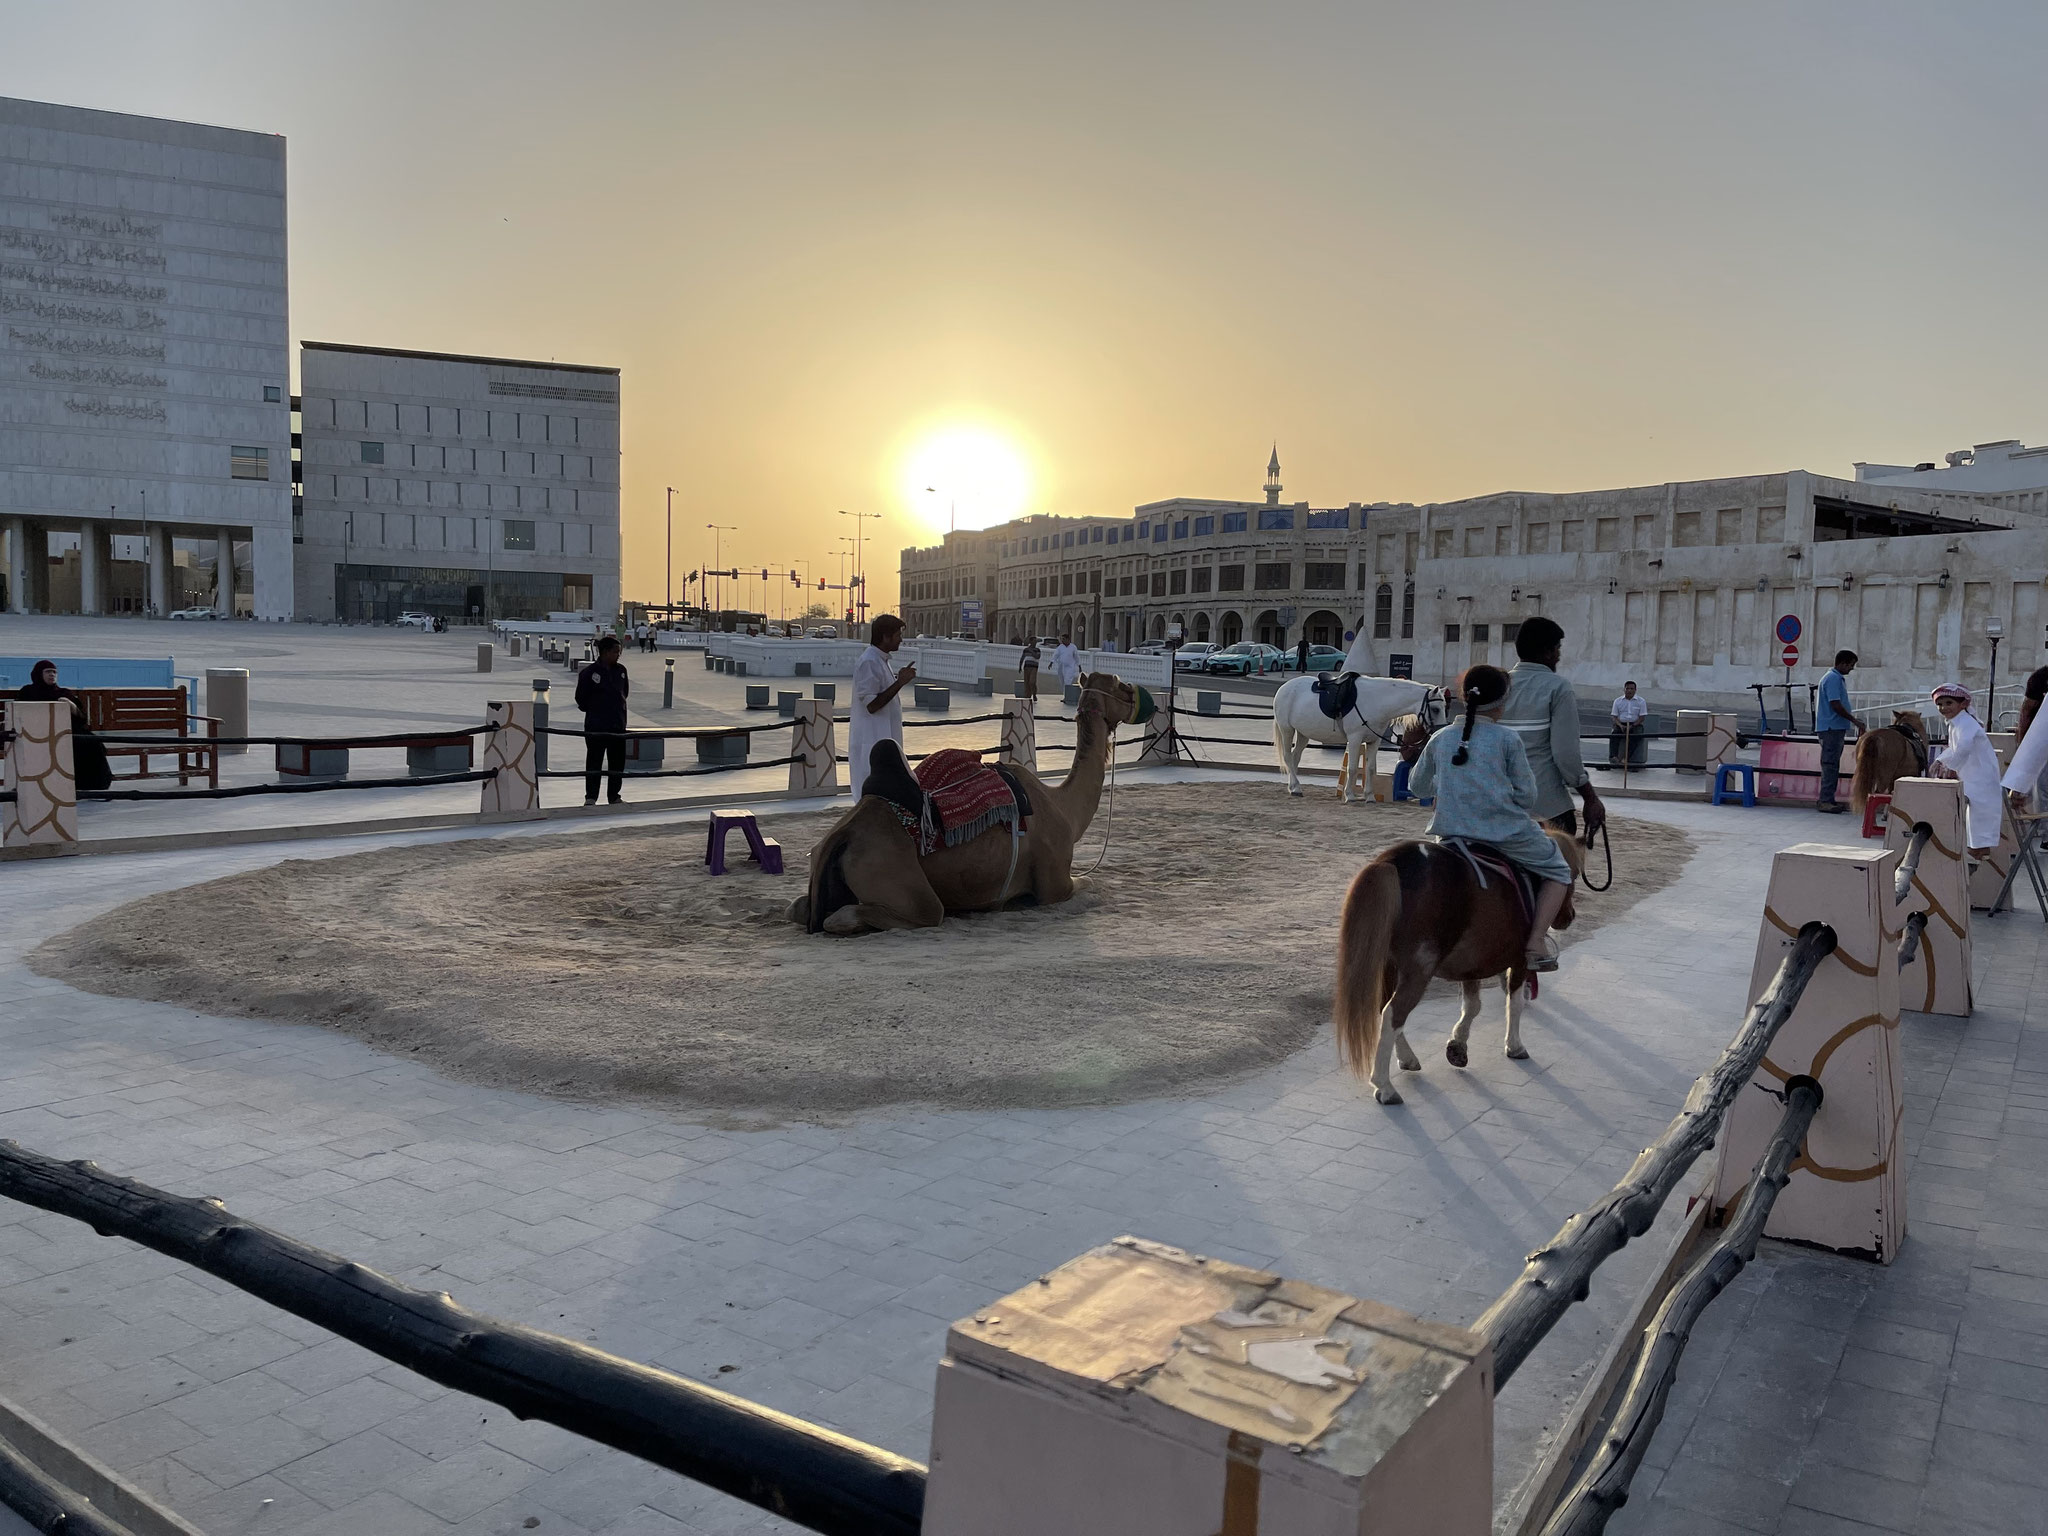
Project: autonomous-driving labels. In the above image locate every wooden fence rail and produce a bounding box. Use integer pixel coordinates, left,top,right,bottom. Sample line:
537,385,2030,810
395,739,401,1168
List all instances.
0,1141,925,1536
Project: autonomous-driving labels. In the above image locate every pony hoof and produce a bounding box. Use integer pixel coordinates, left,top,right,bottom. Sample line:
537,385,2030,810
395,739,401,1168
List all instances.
1373,1086,1404,1106
1445,1041,1469,1068
1289,788,1303,797
1506,1045,1530,1061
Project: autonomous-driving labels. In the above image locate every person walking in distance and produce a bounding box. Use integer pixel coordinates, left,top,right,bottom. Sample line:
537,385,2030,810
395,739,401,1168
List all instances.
576,635,631,806
1296,633,1312,677
1053,632,1082,695
1815,650,1859,813
1499,616,1607,838
1020,637,1042,700
1609,681,1648,769
851,614,914,799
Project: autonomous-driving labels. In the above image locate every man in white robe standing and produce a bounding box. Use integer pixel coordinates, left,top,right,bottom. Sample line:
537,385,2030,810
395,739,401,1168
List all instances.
1929,682,2002,857
1052,632,1082,694
850,614,913,800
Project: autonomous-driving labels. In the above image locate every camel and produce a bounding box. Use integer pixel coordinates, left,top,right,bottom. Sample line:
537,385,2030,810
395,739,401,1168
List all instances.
1851,710,1929,815
787,671,1150,934
1334,828,1585,1104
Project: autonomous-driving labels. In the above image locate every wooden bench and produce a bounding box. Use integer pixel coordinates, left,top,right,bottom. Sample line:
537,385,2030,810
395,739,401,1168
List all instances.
1,686,220,787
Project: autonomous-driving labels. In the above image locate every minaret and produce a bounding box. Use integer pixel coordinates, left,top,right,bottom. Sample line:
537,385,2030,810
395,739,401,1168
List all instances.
1264,445,1282,506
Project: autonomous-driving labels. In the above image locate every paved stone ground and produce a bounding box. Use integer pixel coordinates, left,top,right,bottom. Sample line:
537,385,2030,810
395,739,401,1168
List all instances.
0,776,1855,1534
1605,893,2048,1536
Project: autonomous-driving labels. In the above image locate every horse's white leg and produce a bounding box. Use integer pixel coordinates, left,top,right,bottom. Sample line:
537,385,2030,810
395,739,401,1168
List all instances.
1504,973,1529,1059
1446,981,1482,1068
1393,1023,1422,1072
1284,729,1304,796
1369,1002,1401,1102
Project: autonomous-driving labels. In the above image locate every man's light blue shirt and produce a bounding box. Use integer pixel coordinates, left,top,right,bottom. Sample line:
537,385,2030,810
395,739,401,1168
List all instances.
1818,669,1852,733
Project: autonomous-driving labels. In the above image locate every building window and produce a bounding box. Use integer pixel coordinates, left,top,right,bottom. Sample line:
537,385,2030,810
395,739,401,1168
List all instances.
1373,583,1393,639
1107,529,1119,545
1193,516,1214,535
360,441,386,465
1306,508,1349,530
1061,573,1074,596
1472,623,1490,642
1444,623,1462,642
1258,507,1294,531
230,446,269,480
1218,564,1246,592
1091,526,1103,542
1119,576,1134,596
292,496,303,545
502,519,536,551
1192,567,1212,594
1150,572,1168,597
1063,531,1075,547
1401,580,1415,639
1173,519,1189,539
1169,569,1187,595
1503,621,1522,646
263,385,282,403
1303,562,1345,590
1221,511,1247,533
1254,562,1290,590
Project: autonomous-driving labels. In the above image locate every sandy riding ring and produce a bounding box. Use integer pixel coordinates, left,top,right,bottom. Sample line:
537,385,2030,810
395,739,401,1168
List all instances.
31,784,1691,1117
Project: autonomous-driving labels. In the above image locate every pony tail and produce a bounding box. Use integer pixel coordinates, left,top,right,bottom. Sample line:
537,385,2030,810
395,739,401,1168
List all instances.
1451,699,1478,766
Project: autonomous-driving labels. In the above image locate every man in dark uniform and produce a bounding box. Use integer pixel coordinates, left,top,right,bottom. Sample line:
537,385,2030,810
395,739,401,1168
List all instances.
575,635,631,805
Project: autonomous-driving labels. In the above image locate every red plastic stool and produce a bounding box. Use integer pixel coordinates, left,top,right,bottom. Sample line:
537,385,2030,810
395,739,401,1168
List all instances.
706,809,783,875
1861,793,1891,840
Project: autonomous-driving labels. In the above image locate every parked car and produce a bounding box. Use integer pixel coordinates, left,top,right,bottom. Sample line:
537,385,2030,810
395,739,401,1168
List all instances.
395,611,435,631
807,625,839,639
167,606,219,621
1280,644,1348,674
1171,642,1218,671
1204,642,1283,676
1132,641,1169,657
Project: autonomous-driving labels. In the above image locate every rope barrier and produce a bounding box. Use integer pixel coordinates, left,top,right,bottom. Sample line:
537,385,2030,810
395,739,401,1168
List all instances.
81,769,499,801
901,713,1007,728
541,721,792,740
89,725,496,749
539,754,802,780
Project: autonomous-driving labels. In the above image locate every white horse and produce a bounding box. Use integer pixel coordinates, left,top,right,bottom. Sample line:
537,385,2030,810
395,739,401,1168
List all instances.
1273,674,1439,800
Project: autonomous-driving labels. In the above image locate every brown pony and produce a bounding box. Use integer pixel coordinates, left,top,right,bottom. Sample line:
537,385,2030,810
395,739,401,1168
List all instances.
1850,710,1928,814
1335,828,1584,1105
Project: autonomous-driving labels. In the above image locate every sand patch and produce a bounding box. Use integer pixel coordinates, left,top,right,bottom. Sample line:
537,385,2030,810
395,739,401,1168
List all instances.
30,783,1691,1115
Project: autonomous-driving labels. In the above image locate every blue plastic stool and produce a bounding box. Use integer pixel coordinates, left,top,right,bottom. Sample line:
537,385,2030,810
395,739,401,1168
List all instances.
1712,762,1757,808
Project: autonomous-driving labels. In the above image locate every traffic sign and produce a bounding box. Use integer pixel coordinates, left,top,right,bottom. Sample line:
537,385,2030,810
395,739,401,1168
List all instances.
1781,643,1800,668
1776,614,1802,645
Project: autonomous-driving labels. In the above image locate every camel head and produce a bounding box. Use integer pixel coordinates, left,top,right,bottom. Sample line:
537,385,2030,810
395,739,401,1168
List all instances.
1891,709,1926,739
1077,671,1156,729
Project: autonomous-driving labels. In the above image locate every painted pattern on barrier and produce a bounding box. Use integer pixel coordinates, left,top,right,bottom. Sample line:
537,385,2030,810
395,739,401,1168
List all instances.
789,701,838,792
1884,776,1972,1016
1000,698,1036,773
1715,843,1904,1259
2,700,78,850
480,701,539,814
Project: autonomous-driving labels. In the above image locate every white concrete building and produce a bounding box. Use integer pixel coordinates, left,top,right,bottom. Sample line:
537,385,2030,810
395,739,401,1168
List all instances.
0,96,293,617
294,342,620,623
1855,437,2048,520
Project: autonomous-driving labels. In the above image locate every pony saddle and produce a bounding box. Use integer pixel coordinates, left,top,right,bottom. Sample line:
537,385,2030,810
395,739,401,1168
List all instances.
1436,837,1539,938
1888,721,1928,776
1312,671,1360,721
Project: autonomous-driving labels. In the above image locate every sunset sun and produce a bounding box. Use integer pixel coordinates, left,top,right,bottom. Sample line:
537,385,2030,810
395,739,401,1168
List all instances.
899,424,1033,535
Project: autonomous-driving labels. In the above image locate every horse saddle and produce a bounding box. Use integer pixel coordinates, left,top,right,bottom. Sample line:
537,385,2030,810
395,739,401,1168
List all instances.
1312,671,1360,721
1889,721,1928,776
1437,837,1539,938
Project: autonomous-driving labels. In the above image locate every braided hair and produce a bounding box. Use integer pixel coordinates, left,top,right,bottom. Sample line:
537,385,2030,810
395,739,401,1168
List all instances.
1450,664,1511,766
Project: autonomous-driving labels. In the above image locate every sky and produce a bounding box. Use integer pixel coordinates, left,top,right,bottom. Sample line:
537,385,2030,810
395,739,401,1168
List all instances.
6,1,2045,613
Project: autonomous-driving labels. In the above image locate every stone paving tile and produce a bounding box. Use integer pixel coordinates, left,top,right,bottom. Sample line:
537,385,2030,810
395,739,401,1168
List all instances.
0,778,1883,1531
1611,889,2048,1536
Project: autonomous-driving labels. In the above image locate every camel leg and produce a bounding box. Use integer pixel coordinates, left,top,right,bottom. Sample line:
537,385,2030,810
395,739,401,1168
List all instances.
1446,980,1483,1068
1369,966,1433,1105
1504,972,1529,1059
820,824,946,934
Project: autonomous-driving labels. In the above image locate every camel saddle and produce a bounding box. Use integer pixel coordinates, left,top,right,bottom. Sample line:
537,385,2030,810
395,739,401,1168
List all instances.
1313,671,1360,721
861,741,1031,856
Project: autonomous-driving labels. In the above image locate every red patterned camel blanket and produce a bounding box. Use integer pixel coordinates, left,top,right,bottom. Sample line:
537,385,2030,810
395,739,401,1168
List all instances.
914,748,1023,849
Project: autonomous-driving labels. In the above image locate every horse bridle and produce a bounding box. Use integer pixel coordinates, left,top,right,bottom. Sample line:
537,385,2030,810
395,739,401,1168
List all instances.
1343,682,1449,747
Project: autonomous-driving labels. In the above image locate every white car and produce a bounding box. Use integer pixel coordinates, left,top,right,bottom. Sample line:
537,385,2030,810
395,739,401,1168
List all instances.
1172,642,1217,671
395,612,435,630
807,625,839,639
167,606,219,620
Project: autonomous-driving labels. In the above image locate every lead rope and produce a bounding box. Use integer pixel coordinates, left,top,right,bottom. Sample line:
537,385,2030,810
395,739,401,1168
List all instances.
1076,725,1118,875
1580,818,1614,892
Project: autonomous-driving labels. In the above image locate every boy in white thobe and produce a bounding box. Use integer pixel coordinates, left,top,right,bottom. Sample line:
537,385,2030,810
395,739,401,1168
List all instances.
1929,683,2002,856
849,615,913,800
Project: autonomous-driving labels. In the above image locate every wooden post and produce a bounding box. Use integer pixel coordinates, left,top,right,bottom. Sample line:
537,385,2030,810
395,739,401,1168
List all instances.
924,1237,1492,1536
1000,697,1037,773
480,701,539,816
2,701,79,854
1885,776,1971,1017
789,700,837,794
1712,843,1904,1262
1705,712,1739,771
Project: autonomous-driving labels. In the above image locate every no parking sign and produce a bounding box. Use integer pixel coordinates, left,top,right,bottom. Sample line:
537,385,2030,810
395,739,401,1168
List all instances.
1775,614,1802,645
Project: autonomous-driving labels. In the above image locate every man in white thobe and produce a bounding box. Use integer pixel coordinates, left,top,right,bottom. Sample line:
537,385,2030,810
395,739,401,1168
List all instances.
849,614,913,800
1052,633,1082,692
1930,683,2002,856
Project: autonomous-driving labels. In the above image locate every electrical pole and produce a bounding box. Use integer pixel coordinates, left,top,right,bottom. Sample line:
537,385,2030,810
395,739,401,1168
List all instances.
707,523,736,616
839,508,880,629
665,487,674,614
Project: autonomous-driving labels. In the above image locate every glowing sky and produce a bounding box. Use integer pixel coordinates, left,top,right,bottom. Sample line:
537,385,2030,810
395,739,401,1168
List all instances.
6,1,2045,612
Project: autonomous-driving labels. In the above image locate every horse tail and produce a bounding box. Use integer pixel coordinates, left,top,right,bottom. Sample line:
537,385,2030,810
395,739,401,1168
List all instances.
1850,733,1877,813
1336,859,1401,1076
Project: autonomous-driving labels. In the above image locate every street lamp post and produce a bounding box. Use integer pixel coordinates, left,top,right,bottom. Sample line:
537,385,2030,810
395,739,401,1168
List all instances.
706,523,736,616
839,508,880,629
666,487,675,614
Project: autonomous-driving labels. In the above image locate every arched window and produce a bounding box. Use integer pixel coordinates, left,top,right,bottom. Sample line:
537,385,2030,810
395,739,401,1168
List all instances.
1194,612,1212,642
1401,579,1415,640
1373,582,1393,640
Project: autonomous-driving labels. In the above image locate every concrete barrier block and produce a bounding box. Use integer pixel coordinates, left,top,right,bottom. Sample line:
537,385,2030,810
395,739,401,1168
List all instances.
914,683,952,711
813,683,837,702
697,731,749,765
777,691,801,718
477,643,493,673
1064,683,1081,706
406,742,471,776
973,677,994,696
1197,691,1222,715
625,734,666,771
277,744,349,780
745,684,771,709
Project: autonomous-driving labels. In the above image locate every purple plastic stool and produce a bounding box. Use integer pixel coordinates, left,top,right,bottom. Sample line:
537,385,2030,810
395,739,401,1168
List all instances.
706,809,783,875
